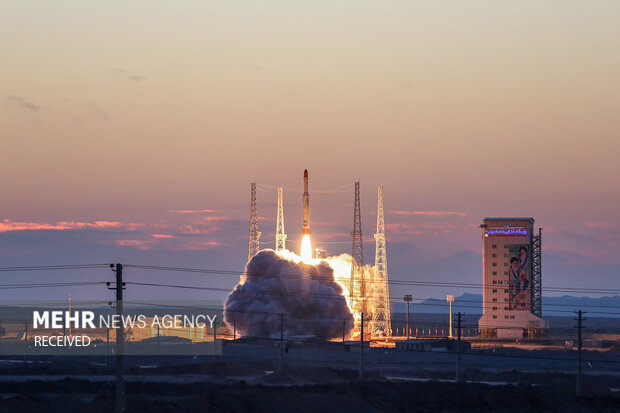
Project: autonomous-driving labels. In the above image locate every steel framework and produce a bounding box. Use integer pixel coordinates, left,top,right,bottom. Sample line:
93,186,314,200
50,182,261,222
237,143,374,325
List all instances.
275,186,287,251
248,182,261,260
350,182,367,317
531,227,542,318
372,186,391,337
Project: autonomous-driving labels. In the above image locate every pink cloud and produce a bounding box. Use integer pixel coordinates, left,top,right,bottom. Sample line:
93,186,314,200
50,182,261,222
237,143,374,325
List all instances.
0,219,128,233
201,216,231,222
391,210,468,217
169,209,215,214
179,224,221,235
151,233,176,239
182,241,225,250
586,221,615,229
115,240,153,250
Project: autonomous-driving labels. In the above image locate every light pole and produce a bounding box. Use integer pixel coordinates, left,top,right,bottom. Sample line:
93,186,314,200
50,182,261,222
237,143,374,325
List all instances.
404,294,412,340
447,295,455,338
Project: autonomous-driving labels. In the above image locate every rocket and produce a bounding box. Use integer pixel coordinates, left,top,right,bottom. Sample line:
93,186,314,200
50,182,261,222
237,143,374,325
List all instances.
302,169,311,235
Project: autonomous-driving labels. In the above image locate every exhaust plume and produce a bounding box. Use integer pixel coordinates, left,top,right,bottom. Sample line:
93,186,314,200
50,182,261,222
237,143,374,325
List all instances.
224,249,354,339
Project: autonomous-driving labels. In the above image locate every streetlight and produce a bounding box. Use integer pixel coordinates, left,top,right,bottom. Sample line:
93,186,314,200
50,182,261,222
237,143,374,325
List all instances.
404,294,412,340
446,295,455,338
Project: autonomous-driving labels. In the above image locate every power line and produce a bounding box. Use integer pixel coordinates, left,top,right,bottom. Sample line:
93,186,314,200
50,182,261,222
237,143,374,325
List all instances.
1,262,617,296
124,281,620,315
0,281,105,290
122,263,620,295
0,264,110,272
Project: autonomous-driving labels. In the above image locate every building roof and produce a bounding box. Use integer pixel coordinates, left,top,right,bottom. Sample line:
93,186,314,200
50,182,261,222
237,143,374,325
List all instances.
483,217,534,222
398,338,451,344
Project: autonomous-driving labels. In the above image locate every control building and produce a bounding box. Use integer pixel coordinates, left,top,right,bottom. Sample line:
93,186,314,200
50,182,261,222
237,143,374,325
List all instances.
478,218,546,338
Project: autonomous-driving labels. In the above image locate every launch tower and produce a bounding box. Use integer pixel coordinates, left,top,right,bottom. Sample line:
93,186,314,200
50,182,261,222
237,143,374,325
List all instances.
248,182,261,260
275,186,286,251
372,186,391,337
350,182,367,320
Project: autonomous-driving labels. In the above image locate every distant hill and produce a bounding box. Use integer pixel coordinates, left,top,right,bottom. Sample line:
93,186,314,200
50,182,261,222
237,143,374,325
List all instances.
391,294,620,317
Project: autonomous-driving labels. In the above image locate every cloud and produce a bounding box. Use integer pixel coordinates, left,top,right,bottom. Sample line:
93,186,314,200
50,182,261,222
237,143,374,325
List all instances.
202,216,230,222
182,241,224,250
0,220,128,233
115,240,153,250
586,221,616,229
391,210,468,217
6,95,41,112
151,233,176,239
169,209,215,214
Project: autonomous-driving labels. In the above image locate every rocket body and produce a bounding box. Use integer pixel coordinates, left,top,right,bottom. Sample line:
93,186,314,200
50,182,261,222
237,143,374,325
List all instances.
302,169,311,235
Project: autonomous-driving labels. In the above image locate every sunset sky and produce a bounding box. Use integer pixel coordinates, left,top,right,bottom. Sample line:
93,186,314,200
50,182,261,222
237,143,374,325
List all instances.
1,1,618,305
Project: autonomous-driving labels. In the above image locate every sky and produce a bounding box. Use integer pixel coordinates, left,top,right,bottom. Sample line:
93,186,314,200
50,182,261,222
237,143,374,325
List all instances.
0,1,619,306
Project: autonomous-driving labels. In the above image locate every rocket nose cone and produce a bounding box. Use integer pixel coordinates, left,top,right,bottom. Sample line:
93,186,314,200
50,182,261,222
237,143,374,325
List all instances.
304,169,308,177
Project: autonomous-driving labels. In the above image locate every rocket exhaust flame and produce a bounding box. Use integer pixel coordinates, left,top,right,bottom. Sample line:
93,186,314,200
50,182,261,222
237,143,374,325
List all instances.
301,234,313,262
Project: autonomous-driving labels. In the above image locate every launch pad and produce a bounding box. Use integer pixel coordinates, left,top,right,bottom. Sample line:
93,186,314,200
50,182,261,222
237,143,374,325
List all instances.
246,170,392,340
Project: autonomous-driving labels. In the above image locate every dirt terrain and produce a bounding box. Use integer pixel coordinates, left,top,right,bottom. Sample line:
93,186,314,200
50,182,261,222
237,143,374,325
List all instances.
0,366,619,413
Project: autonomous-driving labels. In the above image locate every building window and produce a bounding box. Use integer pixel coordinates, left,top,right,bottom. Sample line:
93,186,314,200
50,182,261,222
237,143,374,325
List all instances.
492,298,497,302
492,253,497,258
492,271,497,275
504,245,509,248
493,315,497,319
504,298,509,302
504,289,509,293
505,316,509,319
504,253,509,258
492,280,497,284
510,316,515,319
492,263,497,267
504,306,509,310
492,306,497,310
504,271,508,275
492,289,497,293
504,262,508,266
492,244,497,249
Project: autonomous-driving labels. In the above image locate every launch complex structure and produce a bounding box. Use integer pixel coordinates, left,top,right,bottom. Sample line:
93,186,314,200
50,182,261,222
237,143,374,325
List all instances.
248,171,392,339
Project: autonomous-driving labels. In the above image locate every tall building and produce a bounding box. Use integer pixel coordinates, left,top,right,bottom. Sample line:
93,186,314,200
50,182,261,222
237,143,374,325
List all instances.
478,218,546,338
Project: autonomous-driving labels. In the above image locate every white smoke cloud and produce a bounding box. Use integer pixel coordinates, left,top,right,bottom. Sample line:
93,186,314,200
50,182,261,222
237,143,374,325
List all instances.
224,250,354,339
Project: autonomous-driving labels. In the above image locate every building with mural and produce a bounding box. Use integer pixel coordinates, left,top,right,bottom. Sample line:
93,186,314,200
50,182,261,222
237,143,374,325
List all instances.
478,218,546,338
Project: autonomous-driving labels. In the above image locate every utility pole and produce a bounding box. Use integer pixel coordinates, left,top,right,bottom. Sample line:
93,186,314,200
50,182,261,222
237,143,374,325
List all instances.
359,313,364,380
233,318,237,341
456,312,462,383
106,327,110,367
109,264,125,413
279,313,284,374
575,310,585,397
23,322,28,364
156,324,160,367
404,295,412,340
213,320,217,355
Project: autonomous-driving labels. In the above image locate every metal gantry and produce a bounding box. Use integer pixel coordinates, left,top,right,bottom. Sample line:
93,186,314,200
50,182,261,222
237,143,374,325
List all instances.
350,182,366,317
275,186,287,251
372,185,391,337
248,182,261,260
